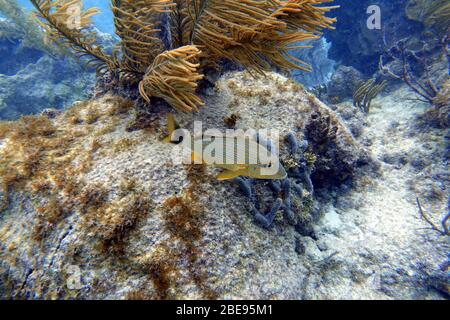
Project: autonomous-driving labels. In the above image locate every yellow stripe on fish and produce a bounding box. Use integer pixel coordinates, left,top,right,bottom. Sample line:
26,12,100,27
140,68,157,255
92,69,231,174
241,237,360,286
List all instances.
164,114,287,180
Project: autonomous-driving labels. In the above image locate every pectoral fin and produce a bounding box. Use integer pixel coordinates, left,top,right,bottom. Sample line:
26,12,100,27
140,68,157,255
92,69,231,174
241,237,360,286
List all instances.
219,164,248,172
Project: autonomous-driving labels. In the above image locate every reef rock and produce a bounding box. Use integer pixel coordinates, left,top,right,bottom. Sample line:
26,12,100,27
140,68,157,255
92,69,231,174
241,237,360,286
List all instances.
325,0,422,76
0,71,374,299
0,55,95,120
326,66,364,101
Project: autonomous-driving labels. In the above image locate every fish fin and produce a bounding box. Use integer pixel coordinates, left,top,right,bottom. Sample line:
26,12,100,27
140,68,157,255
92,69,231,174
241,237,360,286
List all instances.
218,164,248,172
228,164,248,171
217,170,245,181
191,152,203,164
167,113,178,133
163,113,180,144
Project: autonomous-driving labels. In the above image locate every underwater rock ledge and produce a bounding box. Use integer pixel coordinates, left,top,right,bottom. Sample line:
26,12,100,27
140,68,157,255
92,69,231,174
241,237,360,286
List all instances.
0,71,372,299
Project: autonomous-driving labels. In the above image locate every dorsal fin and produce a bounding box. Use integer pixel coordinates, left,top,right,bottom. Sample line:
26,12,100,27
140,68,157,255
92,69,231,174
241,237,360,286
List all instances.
164,113,181,144
167,113,179,134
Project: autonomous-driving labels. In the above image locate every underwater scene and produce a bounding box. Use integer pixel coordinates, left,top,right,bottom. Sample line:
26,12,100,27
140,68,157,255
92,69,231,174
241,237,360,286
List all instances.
0,0,448,301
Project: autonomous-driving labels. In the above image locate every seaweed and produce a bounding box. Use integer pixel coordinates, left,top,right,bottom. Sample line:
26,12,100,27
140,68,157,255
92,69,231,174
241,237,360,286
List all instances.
30,0,118,74
379,36,448,105
224,113,241,129
30,0,338,112
352,78,387,113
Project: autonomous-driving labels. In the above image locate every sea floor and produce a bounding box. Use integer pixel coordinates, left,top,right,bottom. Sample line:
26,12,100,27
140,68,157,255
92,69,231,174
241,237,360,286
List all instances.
0,75,447,300
307,86,449,299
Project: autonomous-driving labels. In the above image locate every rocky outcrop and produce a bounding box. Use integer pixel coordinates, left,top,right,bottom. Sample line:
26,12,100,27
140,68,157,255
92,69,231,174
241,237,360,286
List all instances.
0,71,372,299
324,0,423,76
326,66,364,101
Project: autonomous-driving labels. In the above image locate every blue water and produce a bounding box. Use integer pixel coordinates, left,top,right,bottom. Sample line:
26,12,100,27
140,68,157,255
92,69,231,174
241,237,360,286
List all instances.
18,0,114,33
1,0,447,121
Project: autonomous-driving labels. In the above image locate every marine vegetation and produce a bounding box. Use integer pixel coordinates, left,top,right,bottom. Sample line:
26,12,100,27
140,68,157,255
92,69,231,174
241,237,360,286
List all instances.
405,0,450,35
352,78,387,113
379,36,450,127
30,0,338,112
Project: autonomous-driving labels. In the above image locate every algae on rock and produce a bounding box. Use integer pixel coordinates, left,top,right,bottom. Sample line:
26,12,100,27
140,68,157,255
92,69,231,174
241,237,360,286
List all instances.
0,71,370,299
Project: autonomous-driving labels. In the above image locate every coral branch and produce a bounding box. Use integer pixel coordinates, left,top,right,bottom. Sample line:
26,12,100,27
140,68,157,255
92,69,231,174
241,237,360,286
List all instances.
139,45,204,112
30,0,117,74
416,198,449,236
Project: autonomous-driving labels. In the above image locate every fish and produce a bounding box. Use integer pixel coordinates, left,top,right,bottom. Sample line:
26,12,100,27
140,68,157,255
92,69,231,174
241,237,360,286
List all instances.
164,114,287,180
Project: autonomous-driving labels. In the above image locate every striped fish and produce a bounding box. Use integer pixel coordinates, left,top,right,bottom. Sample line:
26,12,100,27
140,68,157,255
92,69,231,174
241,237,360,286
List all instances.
165,114,287,180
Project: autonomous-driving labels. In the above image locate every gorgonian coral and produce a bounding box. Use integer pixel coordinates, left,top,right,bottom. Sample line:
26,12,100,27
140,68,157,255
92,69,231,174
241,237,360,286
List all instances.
30,0,338,112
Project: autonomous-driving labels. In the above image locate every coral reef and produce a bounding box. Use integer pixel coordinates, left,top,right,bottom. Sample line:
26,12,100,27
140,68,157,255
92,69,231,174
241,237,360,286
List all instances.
232,131,316,231
0,0,57,54
0,18,44,75
379,36,449,127
326,65,363,101
304,99,370,188
429,79,449,127
0,3,118,120
406,0,450,35
0,55,95,120
0,71,372,299
0,0,447,302
325,0,417,76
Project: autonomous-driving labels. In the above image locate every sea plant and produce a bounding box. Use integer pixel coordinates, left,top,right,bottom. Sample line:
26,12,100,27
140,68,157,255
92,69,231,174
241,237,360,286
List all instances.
352,78,387,113
233,132,314,229
29,0,338,112
405,0,450,36
379,35,449,126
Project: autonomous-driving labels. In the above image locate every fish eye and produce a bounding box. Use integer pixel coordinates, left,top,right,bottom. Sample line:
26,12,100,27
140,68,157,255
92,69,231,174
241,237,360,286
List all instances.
173,136,184,144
